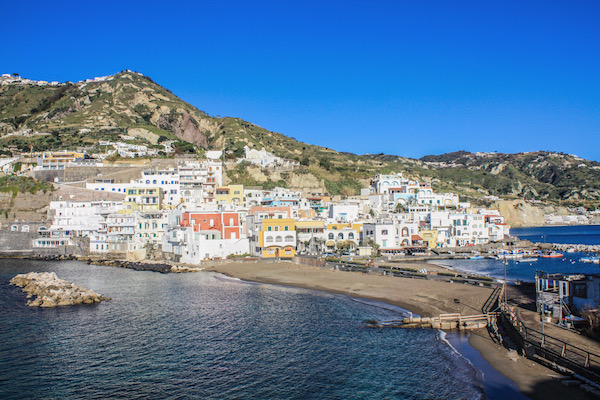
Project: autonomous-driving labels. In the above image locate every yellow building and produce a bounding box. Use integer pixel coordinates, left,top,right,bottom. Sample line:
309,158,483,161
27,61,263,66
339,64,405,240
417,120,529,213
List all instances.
124,187,163,211
327,222,363,232
38,151,84,168
215,185,244,206
420,229,439,249
258,218,296,258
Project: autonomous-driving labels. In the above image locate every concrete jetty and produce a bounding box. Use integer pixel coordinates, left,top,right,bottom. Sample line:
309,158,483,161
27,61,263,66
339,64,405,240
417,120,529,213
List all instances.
401,313,497,330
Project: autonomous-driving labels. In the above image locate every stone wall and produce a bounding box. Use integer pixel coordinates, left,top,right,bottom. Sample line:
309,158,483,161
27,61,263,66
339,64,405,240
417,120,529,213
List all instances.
0,231,36,256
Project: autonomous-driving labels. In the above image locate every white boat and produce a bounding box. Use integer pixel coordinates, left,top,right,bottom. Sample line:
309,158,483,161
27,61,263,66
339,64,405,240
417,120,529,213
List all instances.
518,257,538,263
496,252,525,260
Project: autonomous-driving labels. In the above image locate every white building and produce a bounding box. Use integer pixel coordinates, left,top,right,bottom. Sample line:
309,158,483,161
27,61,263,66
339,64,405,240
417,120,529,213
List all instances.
136,169,180,207
241,146,282,167
178,160,223,209
106,213,136,253
49,200,123,236
329,204,360,222
135,211,169,246
362,220,418,250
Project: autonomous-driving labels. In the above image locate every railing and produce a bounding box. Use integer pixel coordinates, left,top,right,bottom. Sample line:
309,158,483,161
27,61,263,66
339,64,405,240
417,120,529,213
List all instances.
500,303,600,381
482,286,503,314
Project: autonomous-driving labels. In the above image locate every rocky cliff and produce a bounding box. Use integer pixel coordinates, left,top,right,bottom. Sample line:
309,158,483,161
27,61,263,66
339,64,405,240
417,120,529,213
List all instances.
491,200,570,227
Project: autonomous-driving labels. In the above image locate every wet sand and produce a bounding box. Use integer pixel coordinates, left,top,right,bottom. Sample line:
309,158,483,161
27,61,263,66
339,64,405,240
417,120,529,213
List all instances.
206,260,591,400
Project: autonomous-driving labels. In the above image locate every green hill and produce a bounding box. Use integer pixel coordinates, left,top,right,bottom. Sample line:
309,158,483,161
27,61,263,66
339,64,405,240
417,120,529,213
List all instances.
1,71,598,208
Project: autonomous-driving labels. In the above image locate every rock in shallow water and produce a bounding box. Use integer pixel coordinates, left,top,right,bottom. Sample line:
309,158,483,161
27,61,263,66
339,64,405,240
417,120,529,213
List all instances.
9,272,110,308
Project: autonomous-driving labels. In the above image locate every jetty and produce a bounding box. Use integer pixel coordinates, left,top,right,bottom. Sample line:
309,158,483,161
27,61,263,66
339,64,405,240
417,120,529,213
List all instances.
401,312,498,330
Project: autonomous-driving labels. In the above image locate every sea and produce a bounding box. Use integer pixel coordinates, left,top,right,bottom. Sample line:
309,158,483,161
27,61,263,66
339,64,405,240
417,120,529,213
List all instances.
0,258,529,400
430,225,600,283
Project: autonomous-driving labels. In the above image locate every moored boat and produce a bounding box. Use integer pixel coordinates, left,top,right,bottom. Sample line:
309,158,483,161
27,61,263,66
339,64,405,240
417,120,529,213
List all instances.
496,252,525,260
580,256,600,264
540,251,563,258
518,257,538,262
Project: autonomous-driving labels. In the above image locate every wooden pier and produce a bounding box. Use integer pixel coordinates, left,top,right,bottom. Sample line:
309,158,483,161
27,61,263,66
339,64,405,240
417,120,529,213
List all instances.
402,312,499,330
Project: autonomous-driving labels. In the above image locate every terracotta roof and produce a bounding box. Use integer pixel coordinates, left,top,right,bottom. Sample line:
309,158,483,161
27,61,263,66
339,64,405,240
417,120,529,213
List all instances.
411,234,423,241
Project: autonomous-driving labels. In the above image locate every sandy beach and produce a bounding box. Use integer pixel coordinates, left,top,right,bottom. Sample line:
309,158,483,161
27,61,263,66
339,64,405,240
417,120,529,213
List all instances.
206,260,591,400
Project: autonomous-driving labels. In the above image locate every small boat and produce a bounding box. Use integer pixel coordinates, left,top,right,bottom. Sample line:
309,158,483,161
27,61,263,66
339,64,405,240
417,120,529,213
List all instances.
518,257,538,262
566,248,576,253
540,251,563,258
580,257,600,264
469,255,485,260
496,252,524,260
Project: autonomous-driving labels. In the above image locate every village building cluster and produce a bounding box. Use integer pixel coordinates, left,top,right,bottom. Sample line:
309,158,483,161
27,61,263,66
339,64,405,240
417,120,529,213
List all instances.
19,151,512,263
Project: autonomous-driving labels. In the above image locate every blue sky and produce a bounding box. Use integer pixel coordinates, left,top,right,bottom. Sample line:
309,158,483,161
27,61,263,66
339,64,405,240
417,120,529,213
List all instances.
2,0,599,160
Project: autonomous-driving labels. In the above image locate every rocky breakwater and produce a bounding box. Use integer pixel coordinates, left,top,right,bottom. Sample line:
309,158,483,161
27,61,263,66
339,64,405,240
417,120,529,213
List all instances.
540,243,600,254
9,272,110,308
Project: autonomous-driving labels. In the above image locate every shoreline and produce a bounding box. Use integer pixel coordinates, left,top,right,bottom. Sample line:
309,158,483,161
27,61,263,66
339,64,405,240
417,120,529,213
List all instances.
2,255,591,398
206,261,589,400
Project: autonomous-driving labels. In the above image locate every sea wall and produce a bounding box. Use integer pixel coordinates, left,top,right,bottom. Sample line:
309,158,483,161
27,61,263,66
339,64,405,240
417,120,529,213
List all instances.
550,243,600,254
0,231,36,256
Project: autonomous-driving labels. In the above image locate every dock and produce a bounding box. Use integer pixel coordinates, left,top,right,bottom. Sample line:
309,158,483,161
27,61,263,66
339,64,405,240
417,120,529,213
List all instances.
401,313,498,330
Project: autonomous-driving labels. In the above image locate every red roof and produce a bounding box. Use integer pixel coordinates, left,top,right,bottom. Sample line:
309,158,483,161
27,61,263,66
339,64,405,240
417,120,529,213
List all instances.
411,235,423,241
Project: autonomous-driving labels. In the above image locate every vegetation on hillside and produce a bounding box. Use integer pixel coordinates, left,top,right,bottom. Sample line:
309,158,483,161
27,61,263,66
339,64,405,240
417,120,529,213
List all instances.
0,175,54,197
1,72,599,206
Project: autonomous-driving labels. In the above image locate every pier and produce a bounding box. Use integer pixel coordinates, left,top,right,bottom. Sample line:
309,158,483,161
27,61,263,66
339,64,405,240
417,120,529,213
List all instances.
401,312,498,330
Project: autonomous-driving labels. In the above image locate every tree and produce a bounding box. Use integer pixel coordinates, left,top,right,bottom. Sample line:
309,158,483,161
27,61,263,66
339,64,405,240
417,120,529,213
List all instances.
172,141,195,154
394,202,405,213
12,73,19,77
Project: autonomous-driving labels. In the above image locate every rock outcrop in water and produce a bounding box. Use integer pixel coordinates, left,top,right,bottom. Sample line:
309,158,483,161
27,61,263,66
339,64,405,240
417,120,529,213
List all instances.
9,272,110,307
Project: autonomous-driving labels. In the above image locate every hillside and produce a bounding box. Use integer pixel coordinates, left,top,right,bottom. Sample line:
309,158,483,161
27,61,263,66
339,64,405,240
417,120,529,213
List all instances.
1,71,599,209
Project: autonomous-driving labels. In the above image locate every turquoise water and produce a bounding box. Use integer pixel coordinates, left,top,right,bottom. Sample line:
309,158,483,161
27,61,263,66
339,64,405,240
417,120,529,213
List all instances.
1,258,500,400
431,225,600,282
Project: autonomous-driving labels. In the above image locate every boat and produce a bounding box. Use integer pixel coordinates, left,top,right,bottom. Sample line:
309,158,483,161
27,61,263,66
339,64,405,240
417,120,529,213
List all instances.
496,252,525,260
566,248,576,253
540,251,563,258
469,255,485,260
518,257,538,262
580,257,600,264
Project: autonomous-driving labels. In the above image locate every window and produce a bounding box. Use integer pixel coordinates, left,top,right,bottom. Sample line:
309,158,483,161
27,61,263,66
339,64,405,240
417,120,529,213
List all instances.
276,236,283,242
574,283,587,298
266,236,273,243
210,219,214,227
285,235,294,242
348,233,354,239
382,230,388,235
328,233,334,240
